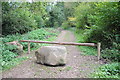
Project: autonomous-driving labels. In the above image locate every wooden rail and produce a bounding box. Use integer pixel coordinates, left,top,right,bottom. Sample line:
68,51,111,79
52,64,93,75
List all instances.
20,40,101,60
20,40,97,46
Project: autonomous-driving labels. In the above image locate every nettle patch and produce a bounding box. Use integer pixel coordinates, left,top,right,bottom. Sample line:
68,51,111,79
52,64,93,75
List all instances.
92,62,120,78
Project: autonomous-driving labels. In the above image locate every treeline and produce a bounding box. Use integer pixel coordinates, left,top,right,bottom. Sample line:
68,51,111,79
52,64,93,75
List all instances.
75,2,120,48
2,2,66,35
76,2,120,62
64,2,120,78
1,2,66,70
1,2,120,77
2,2,120,61
63,2,120,62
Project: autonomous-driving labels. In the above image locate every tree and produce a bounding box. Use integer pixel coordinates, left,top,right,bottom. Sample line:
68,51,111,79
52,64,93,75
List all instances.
46,2,66,27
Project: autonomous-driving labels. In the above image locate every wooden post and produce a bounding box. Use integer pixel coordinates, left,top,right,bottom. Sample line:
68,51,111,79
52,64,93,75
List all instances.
97,43,101,60
28,42,30,54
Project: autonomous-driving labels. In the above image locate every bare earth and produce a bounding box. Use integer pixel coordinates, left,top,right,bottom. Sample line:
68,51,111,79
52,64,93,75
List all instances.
2,30,104,78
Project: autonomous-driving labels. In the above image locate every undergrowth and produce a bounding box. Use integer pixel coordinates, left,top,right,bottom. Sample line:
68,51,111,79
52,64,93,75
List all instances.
1,57,28,71
74,29,119,78
74,30,96,56
1,28,59,71
91,62,120,78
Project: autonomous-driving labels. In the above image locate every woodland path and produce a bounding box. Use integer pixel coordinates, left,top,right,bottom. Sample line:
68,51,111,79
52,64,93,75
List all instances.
2,30,104,78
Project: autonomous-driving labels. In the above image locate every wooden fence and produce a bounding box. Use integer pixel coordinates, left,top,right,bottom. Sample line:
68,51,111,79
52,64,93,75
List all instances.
20,40,101,60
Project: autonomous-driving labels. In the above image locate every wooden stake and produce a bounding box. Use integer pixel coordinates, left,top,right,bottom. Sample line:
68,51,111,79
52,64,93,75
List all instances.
28,42,30,54
97,43,101,60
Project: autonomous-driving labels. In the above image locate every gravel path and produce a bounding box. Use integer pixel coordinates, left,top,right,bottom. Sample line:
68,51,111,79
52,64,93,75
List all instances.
2,30,104,78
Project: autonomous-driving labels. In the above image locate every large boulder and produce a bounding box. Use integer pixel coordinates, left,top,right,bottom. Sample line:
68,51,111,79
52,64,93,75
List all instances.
6,41,23,55
35,46,67,66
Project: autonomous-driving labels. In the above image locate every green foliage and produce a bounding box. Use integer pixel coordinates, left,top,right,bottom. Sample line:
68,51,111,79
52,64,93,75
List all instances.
79,46,96,56
74,2,120,61
64,2,78,18
2,2,48,35
73,2,120,78
1,28,59,71
21,28,58,50
85,2,120,48
2,2,67,35
1,2,120,77
61,21,70,30
0,43,21,71
29,2,47,28
101,43,120,62
2,34,21,43
2,2,37,35
2,50,17,61
74,2,120,44
1,44,18,61
74,30,96,56
46,2,66,27
75,3,94,29
1,57,27,71
2,28,58,50
92,62,120,78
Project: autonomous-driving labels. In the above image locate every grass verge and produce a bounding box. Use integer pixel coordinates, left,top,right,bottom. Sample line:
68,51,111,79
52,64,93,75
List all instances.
74,30,97,56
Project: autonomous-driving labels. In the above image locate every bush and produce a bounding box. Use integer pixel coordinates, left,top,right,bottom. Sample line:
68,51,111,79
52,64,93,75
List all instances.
61,21,70,29
2,2,37,35
92,62,120,78
2,34,21,43
101,43,120,62
1,57,27,71
0,43,19,70
2,44,18,61
75,3,94,29
20,28,58,50
86,2,119,47
74,2,120,62
2,2,48,35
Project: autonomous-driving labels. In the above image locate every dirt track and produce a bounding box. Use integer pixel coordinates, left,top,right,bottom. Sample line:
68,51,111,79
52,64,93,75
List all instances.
2,30,104,78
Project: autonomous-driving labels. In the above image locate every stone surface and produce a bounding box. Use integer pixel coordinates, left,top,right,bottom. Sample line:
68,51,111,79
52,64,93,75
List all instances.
35,46,67,66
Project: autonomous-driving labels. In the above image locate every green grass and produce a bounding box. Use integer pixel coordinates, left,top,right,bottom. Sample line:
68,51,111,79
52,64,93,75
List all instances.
74,30,97,56
78,46,97,56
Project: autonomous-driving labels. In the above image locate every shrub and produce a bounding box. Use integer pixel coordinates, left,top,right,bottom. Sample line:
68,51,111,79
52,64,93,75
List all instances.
101,43,120,62
74,2,120,62
61,21,70,29
74,3,94,29
0,43,19,70
2,3,37,35
92,62,120,78
2,33,21,43
20,28,58,50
